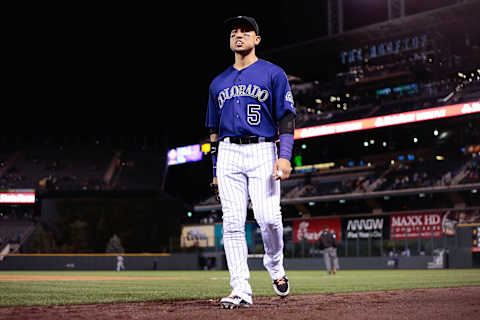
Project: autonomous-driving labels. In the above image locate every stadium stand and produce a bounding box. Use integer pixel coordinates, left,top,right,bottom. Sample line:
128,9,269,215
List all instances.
0,205,36,254
112,151,166,190
0,137,169,254
283,2,480,130
293,68,479,129
0,137,167,192
13,146,110,191
197,152,479,209
461,159,480,184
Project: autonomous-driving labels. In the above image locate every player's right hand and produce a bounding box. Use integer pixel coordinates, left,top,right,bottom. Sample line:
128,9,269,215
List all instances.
210,178,220,202
273,158,292,180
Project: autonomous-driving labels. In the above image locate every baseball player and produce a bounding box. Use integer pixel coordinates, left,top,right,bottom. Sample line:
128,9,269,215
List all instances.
116,255,125,272
205,16,296,309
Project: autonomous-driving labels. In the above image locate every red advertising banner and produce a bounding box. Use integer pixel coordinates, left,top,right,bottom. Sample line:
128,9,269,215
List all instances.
390,212,443,240
293,218,342,243
0,192,35,204
294,101,480,140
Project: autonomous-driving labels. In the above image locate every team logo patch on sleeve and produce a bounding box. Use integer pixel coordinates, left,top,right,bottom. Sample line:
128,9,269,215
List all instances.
285,91,294,104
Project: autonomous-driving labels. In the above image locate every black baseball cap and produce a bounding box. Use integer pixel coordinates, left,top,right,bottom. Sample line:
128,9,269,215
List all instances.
225,16,260,35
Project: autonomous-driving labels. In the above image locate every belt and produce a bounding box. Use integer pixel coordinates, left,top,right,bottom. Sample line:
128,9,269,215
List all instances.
223,136,275,144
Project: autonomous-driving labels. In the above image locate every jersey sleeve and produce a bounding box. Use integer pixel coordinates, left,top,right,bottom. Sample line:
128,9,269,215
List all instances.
205,84,219,129
272,69,296,121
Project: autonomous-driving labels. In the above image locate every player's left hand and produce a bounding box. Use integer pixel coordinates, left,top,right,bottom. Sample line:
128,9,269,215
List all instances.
273,158,292,180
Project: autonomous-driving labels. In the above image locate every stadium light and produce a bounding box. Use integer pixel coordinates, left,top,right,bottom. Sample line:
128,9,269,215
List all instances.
413,137,418,143
438,131,449,140
434,129,439,136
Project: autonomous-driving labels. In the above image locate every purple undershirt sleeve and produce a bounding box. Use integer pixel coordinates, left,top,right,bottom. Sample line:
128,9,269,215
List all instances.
278,133,294,160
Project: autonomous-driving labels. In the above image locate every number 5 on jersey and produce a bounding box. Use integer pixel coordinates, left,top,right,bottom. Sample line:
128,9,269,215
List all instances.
247,104,261,125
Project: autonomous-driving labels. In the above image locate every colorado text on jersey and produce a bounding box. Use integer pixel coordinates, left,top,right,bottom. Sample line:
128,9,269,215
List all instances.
217,84,269,108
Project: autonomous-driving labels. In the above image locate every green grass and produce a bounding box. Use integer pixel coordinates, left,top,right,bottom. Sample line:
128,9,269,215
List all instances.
0,269,479,306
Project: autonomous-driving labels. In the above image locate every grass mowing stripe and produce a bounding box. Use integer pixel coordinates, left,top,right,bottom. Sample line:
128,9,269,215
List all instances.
0,270,479,306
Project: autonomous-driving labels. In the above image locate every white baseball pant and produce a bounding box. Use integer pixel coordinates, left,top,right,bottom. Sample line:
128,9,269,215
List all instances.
217,139,285,304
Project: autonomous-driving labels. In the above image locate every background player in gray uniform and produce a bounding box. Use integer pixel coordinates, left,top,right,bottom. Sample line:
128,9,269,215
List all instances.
116,255,125,272
205,16,296,309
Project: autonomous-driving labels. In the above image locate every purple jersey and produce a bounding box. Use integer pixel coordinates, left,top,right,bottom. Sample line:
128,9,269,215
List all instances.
205,59,296,140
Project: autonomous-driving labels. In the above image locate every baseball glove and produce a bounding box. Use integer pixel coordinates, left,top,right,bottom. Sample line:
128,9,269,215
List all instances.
210,182,220,202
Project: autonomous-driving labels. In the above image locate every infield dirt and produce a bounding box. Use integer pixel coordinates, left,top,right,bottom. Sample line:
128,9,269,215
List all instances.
0,286,479,320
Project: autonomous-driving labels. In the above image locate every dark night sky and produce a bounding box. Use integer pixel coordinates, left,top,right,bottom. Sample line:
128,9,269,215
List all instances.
15,1,455,149
14,1,330,147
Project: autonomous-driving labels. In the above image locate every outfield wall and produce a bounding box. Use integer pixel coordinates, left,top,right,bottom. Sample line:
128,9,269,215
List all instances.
0,252,469,270
0,254,200,271
245,256,437,271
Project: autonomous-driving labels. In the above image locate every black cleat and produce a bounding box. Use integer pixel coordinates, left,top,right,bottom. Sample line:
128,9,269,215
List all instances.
273,276,290,297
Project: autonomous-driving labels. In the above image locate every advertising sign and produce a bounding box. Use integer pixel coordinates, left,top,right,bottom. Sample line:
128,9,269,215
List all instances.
180,225,215,247
293,218,342,243
0,191,35,204
341,215,389,240
390,212,443,240
341,35,428,65
294,101,480,140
